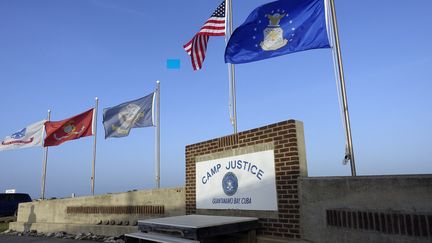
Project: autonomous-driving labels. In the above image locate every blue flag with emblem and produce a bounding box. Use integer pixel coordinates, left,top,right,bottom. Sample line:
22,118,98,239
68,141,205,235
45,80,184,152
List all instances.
102,93,155,138
225,0,330,64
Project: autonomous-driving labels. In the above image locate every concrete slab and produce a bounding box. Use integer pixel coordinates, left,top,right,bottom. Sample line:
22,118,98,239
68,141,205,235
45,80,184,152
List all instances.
125,232,199,243
138,215,259,241
138,215,258,228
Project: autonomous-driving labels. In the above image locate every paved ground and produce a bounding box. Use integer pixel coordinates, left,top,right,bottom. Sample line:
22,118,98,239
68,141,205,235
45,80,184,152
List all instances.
0,235,96,243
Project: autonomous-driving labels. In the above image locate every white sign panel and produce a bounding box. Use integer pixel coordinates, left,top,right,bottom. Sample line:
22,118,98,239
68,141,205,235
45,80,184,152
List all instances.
196,150,278,211
5,189,16,193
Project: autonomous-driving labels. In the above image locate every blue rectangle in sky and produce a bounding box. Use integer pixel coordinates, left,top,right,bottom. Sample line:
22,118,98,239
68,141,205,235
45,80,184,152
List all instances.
167,59,180,69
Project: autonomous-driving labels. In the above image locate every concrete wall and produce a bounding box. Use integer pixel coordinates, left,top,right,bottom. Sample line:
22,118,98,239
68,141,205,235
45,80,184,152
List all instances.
300,175,432,243
9,187,185,236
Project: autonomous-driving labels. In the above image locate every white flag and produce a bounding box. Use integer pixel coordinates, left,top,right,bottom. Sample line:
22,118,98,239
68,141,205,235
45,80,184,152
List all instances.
0,120,47,151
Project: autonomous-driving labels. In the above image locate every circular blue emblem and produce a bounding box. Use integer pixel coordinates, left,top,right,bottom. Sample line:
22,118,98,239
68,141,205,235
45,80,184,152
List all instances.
222,172,238,196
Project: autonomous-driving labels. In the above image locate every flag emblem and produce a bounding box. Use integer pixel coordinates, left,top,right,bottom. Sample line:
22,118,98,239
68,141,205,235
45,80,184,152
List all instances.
103,93,154,139
112,103,145,135
2,127,34,145
53,120,86,141
44,108,94,147
10,128,26,139
260,12,288,51
0,120,46,151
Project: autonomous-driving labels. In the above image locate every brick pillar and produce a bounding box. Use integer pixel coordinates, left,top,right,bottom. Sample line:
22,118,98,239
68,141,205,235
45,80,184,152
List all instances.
185,120,307,240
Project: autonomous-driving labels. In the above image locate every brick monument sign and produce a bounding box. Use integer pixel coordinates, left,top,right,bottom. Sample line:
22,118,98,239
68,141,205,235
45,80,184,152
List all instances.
185,119,308,241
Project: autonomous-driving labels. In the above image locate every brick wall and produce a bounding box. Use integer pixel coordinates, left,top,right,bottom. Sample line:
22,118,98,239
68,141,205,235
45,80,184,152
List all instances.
185,120,307,240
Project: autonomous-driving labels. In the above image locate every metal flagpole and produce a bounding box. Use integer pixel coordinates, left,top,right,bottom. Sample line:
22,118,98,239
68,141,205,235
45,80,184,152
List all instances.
329,0,356,176
227,0,238,134
41,109,51,200
155,80,161,188
91,97,99,195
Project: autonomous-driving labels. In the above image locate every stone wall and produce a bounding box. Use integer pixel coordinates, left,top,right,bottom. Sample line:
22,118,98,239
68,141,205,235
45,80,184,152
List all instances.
300,175,432,243
185,120,308,240
9,187,185,236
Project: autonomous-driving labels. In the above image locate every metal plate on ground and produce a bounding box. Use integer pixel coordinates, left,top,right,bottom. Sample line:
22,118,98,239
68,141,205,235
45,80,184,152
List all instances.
139,215,258,228
138,214,259,240
125,232,199,243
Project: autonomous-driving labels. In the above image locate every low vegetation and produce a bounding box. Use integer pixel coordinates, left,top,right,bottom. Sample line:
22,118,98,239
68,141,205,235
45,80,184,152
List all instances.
0,222,8,232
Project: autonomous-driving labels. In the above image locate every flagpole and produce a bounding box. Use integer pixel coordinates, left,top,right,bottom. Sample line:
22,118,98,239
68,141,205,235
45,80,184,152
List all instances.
329,0,356,176
155,80,161,188
41,109,51,200
91,97,99,195
227,0,238,134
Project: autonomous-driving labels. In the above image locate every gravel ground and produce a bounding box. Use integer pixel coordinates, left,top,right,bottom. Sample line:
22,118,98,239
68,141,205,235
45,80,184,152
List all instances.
0,230,124,243
0,235,97,243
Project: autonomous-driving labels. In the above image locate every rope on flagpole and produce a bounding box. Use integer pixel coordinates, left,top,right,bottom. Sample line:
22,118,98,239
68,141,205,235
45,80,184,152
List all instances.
326,0,349,165
329,0,357,176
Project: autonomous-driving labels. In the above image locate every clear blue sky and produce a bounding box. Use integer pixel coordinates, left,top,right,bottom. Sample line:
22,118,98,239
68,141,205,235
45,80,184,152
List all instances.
0,0,431,200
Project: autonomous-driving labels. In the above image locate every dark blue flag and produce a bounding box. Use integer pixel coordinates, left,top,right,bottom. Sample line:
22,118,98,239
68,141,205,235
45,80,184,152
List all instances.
103,93,155,138
225,0,330,64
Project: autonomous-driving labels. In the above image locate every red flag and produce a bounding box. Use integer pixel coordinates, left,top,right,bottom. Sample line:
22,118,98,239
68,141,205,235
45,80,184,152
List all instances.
44,108,94,147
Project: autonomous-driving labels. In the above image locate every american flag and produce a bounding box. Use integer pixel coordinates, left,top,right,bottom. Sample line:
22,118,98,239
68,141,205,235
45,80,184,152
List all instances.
183,1,226,70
